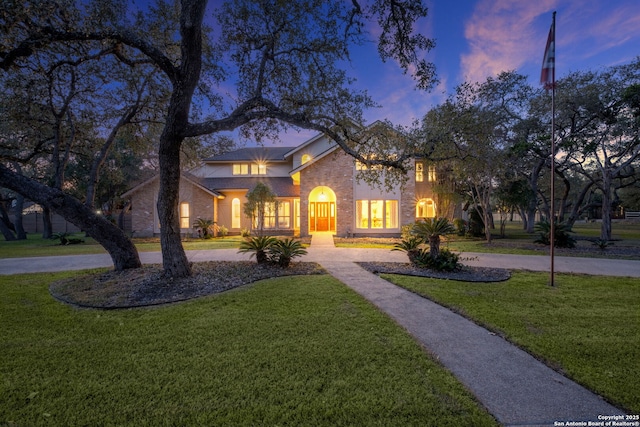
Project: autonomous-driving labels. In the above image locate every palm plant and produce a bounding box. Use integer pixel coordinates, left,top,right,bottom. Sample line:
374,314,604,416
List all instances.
193,218,216,239
269,238,308,267
411,218,456,260
238,236,277,264
534,219,576,248
392,236,423,266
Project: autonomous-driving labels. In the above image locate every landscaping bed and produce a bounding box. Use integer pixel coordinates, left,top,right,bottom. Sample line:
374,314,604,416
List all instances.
50,261,326,309
358,262,511,282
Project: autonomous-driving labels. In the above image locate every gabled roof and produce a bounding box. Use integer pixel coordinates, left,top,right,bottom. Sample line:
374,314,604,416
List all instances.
121,172,224,199
200,177,299,198
203,146,296,163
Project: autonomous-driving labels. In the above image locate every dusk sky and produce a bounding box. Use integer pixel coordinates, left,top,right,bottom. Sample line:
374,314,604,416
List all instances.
273,0,640,146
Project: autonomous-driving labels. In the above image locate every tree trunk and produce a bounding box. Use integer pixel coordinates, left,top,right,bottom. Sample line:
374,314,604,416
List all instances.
428,235,440,259
154,0,207,278
41,206,53,239
0,202,16,241
13,193,27,239
600,172,613,241
0,164,141,270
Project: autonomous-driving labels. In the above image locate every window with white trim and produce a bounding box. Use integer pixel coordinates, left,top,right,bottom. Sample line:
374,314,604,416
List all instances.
232,198,241,228
356,199,398,229
179,202,190,228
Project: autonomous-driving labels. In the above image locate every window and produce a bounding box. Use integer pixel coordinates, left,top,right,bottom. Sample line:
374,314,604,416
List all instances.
179,202,190,228
371,200,383,228
232,198,241,229
427,165,437,182
233,164,249,175
294,199,300,229
251,163,266,175
356,200,369,228
356,199,398,229
264,202,276,229
416,198,436,218
278,201,291,228
415,162,424,182
385,200,398,228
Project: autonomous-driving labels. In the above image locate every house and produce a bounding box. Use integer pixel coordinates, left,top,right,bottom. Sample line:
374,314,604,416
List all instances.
122,124,447,238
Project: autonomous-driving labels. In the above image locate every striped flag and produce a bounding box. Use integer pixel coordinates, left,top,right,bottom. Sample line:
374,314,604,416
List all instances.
540,12,556,90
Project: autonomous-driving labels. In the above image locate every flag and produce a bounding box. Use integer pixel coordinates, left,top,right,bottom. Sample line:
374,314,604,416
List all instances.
540,12,556,90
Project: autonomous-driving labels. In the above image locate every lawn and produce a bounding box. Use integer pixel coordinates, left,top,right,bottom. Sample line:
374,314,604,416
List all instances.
334,220,640,258
383,271,640,413
0,234,245,258
0,272,497,426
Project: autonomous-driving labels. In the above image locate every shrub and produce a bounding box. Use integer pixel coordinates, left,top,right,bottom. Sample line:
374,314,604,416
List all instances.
218,225,228,237
269,238,308,267
193,218,216,239
238,236,278,264
415,248,461,272
392,236,423,266
51,232,84,245
453,218,467,236
411,218,456,260
400,223,415,240
534,219,576,248
240,228,251,238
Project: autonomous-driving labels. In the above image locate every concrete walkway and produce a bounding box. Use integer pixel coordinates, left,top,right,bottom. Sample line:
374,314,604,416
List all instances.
306,233,628,426
0,235,635,425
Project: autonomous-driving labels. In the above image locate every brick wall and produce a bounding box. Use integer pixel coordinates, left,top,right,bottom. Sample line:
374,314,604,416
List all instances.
299,150,354,237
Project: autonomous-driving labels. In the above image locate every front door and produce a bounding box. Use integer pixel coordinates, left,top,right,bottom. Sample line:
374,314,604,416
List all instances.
310,201,335,232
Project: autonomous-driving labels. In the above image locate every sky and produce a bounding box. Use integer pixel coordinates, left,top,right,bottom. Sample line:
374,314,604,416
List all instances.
275,0,640,146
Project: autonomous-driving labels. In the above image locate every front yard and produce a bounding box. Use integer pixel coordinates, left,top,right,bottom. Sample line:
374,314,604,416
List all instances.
1,272,497,426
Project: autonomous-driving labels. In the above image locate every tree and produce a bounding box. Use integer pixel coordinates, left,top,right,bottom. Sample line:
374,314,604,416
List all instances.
0,164,141,270
411,217,455,260
1,0,437,278
243,182,277,237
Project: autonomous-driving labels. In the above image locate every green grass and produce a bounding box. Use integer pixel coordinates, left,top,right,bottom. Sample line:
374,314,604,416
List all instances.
1,272,497,426
383,271,640,413
0,234,244,258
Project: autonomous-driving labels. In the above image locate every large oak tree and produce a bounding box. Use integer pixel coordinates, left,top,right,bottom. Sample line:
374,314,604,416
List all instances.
1,0,437,277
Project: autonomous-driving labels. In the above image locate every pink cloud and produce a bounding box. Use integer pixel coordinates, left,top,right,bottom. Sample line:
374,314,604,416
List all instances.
460,0,640,84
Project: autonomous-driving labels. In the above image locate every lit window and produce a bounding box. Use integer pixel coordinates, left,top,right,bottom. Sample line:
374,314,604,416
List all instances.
428,165,437,182
415,162,424,182
264,202,276,229
250,163,267,175
386,200,398,228
416,198,436,218
278,201,291,228
232,198,241,228
355,199,399,229
179,202,190,228
294,199,300,229
233,164,249,175
356,200,369,228
371,200,383,228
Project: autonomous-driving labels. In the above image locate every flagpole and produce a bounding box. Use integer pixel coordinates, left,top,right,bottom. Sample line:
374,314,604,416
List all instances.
550,65,556,287
549,11,556,287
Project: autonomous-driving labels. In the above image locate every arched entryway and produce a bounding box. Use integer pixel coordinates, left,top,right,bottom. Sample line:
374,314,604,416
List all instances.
309,186,336,233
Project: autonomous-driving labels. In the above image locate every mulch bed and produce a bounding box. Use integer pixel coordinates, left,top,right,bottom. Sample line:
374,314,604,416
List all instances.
50,261,326,309
357,262,511,282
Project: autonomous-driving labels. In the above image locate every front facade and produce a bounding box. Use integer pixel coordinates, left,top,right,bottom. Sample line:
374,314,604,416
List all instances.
123,127,446,238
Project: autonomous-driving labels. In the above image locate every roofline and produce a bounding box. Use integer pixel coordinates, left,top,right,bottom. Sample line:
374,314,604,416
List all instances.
121,173,225,199
289,144,340,174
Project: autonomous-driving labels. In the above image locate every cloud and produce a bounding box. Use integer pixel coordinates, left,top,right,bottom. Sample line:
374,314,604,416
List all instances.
459,0,640,84
460,0,556,84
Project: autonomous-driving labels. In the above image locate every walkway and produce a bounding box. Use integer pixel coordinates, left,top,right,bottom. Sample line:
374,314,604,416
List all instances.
1,235,635,426
307,233,627,427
